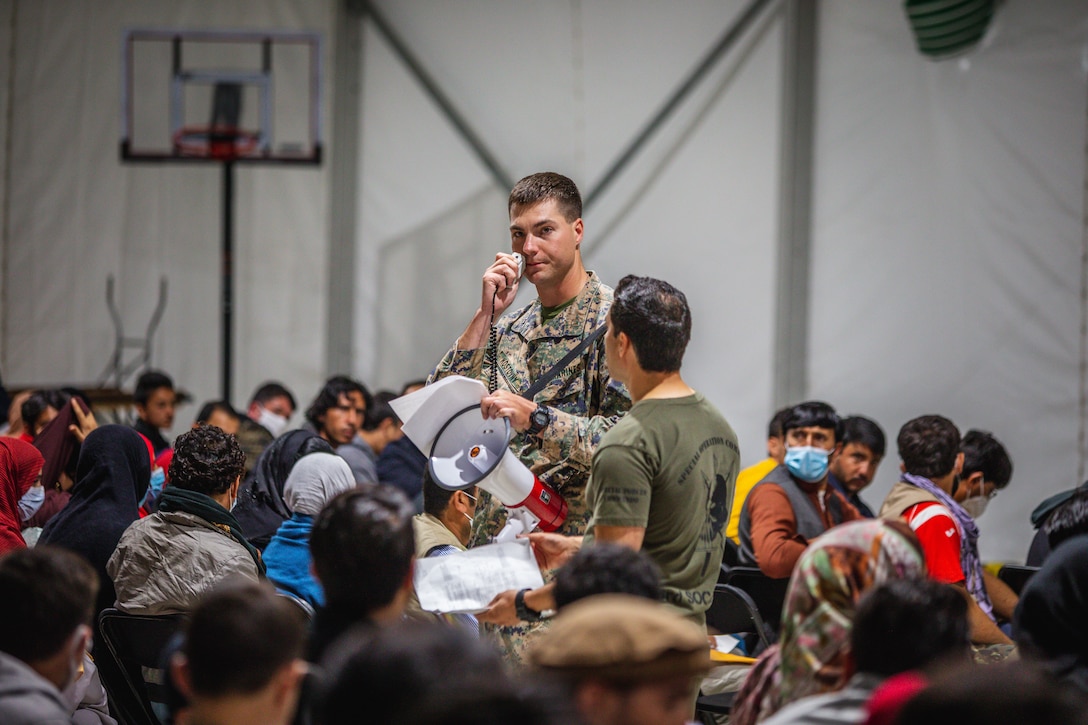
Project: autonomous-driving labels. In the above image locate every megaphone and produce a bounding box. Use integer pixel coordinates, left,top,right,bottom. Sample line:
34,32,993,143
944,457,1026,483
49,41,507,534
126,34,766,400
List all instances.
428,404,568,533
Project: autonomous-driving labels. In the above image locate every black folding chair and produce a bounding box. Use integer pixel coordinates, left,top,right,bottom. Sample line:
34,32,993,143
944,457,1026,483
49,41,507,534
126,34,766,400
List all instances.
997,564,1040,595
720,565,790,638
705,583,773,650
97,609,186,725
695,584,770,724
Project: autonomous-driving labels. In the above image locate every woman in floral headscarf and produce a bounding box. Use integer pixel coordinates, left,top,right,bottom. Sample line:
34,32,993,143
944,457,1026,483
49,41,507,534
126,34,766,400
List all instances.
731,518,926,725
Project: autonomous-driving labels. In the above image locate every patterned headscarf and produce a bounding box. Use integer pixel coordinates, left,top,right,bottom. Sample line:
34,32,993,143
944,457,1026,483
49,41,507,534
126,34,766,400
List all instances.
732,519,927,725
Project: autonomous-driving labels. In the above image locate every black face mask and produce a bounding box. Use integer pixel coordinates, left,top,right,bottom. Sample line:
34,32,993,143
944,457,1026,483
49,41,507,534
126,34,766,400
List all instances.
951,473,961,497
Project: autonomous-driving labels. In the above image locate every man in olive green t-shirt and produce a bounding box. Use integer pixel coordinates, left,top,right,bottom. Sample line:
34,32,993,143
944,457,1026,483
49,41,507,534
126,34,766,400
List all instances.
480,275,739,628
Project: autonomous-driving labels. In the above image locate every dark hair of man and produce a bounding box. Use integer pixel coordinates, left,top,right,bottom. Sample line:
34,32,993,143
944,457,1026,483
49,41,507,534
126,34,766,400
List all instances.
400,379,426,395
401,681,580,725
767,406,792,439
960,429,1013,490
194,400,240,426
508,172,582,222
609,275,691,373
182,582,306,697
311,485,415,612
897,415,961,480
305,375,371,430
841,415,887,458
250,381,297,411
783,401,841,441
321,622,511,725
0,546,98,663
21,391,54,432
1043,490,1088,549
170,424,246,496
420,468,474,520
851,579,968,677
896,662,1088,725
134,370,175,406
363,391,401,432
553,543,663,610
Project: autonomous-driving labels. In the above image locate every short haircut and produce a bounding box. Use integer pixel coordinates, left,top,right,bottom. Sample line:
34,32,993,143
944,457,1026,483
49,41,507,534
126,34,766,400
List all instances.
852,579,968,677
311,485,415,612
363,391,401,432
134,370,174,406
194,400,240,426
305,376,371,430
250,382,297,411
609,275,692,373
783,401,841,441
0,546,98,663
182,582,307,697
21,391,55,432
840,415,887,458
1043,489,1088,549
768,407,792,439
553,544,663,610
508,172,582,222
170,424,246,496
896,662,1087,725
960,429,1013,490
321,622,511,725
421,468,474,519
898,415,961,480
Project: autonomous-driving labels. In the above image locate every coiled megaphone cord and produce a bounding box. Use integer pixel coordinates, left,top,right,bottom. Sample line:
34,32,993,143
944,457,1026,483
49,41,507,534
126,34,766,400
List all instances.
488,287,499,393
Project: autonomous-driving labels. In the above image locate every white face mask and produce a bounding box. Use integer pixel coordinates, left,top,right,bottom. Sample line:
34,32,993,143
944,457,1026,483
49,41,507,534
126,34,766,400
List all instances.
961,494,989,519
256,406,289,437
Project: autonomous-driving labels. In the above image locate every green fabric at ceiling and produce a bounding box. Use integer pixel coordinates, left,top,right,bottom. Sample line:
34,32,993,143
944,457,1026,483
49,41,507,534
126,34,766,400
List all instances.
904,0,996,59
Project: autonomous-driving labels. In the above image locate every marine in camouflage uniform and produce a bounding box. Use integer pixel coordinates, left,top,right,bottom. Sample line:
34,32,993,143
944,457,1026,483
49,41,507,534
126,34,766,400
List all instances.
430,271,630,663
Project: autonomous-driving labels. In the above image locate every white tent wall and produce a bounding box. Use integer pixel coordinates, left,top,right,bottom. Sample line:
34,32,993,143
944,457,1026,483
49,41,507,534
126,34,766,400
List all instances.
1,0,334,435
358,0,783,472
810,2,1088,561
2,0,1086,563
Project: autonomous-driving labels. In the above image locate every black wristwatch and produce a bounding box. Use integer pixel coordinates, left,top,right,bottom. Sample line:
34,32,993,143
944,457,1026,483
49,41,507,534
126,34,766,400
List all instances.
515,588,543,622
527,405,551,437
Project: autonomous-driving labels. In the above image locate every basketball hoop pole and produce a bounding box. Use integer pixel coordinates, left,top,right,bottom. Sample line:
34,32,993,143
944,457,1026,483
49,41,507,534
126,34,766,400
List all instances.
221,160,234,402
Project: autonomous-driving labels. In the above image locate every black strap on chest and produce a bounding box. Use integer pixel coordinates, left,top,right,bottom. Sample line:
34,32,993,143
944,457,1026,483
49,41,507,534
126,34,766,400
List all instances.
520,324,607,401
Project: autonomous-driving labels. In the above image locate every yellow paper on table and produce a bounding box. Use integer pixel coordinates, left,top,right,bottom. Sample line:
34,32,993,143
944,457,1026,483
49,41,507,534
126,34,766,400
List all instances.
710,650,756,664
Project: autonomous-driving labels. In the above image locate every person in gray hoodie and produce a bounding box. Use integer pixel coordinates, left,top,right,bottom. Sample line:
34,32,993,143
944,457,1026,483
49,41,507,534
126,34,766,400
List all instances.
0,545,98,725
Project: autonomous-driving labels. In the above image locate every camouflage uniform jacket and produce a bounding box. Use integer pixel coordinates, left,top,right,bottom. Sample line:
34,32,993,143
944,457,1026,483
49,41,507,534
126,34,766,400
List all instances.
430,272,631,663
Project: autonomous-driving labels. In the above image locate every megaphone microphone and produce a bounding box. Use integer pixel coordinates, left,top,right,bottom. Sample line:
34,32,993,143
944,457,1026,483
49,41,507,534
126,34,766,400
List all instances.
428,404,568,533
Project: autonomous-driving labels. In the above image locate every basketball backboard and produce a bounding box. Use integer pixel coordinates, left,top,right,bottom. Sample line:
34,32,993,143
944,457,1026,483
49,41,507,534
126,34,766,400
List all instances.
121,28,322,164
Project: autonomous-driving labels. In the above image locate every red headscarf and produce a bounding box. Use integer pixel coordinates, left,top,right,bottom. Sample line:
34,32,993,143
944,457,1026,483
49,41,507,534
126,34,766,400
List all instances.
0,438,44,552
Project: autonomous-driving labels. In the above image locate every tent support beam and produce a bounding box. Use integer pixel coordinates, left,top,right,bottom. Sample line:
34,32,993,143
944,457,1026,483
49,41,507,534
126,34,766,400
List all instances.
326,0,365,376
773,0,818,409
584,0,774,211
360,0,514,192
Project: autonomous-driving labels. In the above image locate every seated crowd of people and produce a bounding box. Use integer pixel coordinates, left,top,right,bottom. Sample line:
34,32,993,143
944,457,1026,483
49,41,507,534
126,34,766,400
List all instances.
0,369,1087,725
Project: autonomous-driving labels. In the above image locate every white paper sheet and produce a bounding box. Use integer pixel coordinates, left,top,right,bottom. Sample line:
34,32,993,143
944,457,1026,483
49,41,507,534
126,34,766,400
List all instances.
414,539,545,614
390,376,488,458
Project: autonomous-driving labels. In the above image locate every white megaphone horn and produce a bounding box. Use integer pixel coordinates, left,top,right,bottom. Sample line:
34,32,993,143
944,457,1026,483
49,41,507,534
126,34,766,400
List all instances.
428,403,568,533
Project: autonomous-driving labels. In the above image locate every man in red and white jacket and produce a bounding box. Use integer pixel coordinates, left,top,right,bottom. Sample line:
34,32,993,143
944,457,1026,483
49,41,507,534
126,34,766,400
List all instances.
879,415,1017,647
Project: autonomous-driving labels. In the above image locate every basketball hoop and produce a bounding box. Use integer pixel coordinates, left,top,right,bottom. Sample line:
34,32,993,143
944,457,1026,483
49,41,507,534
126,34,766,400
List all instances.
171,125,263,160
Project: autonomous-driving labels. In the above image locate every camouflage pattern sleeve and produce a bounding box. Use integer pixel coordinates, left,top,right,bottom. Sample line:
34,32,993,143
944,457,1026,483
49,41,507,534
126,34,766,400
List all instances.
429,345,487,384
536,374,627,472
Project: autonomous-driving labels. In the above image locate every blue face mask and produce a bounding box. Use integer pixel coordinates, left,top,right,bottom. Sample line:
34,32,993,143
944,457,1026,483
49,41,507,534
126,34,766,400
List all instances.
784,446,830,483
148,468,166,497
